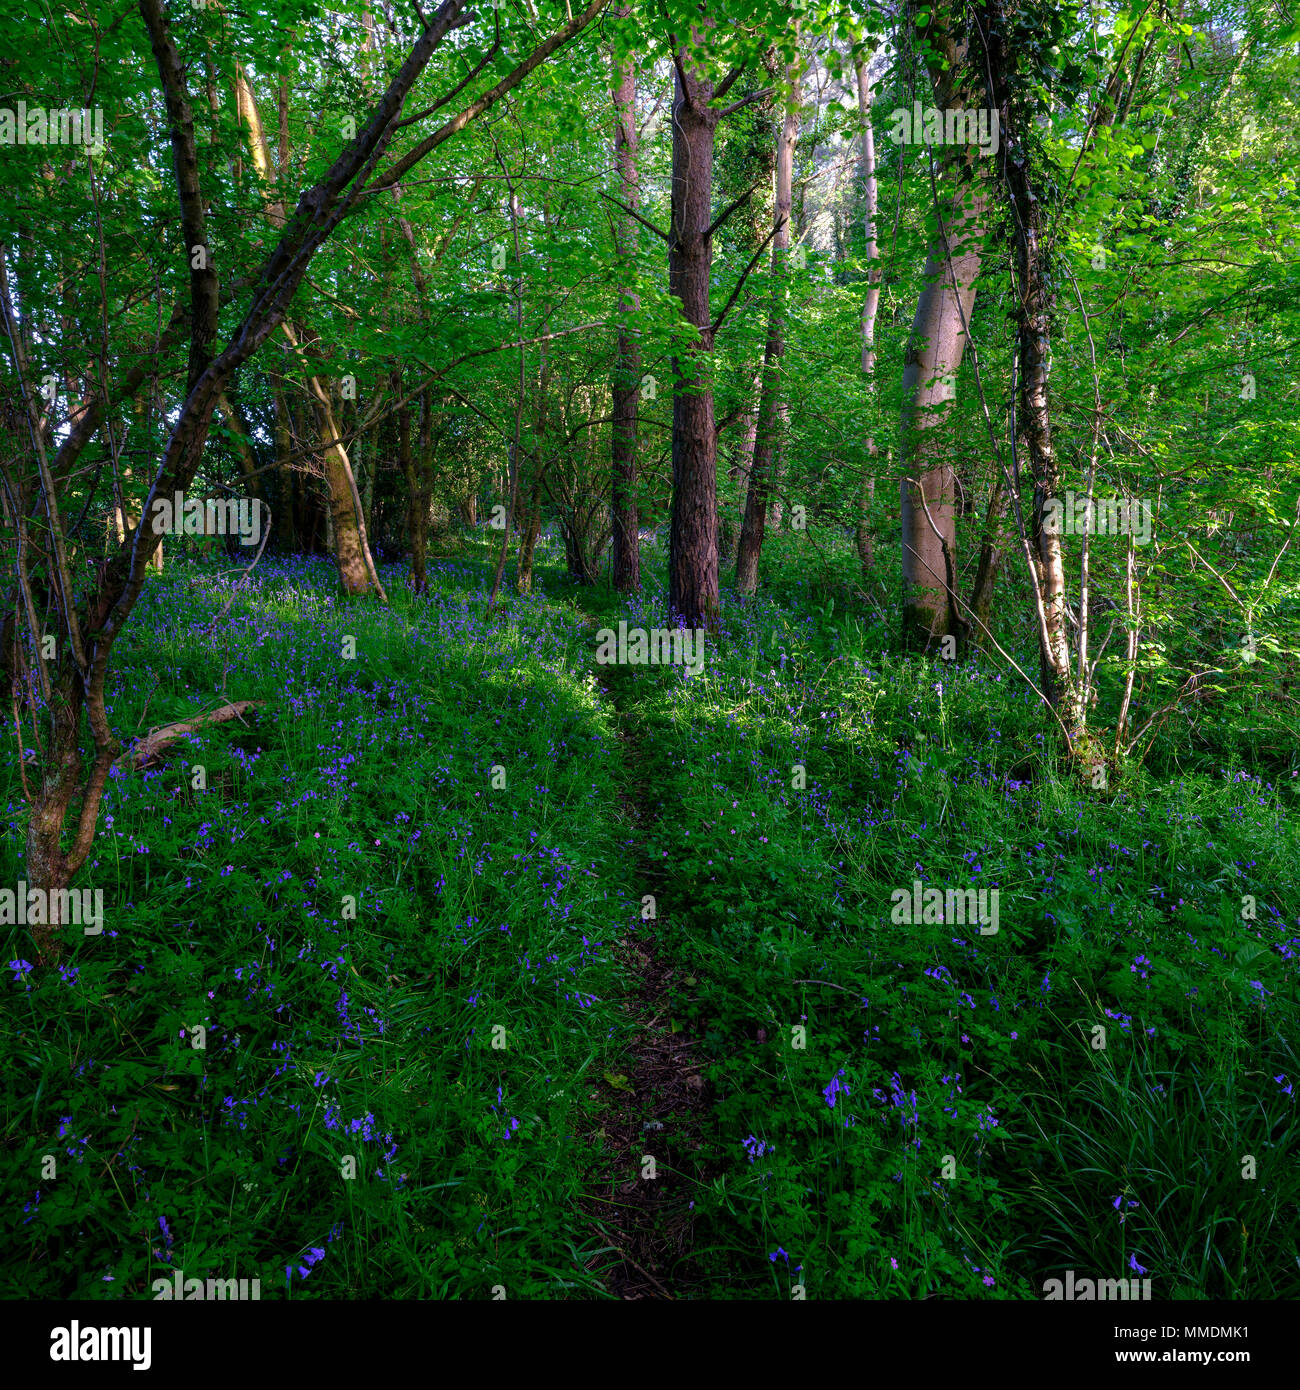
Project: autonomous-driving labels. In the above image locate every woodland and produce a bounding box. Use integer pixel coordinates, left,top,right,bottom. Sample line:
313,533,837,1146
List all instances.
1,0,1298,1302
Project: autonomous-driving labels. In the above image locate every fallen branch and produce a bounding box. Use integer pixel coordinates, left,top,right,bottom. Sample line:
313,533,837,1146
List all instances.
114,701,263,772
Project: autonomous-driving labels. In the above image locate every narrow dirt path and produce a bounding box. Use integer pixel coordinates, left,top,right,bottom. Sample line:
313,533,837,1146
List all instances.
574,615,715,1299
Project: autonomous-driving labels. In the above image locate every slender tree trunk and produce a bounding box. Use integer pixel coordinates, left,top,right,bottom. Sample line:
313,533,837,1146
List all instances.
312,373,371,595
397,392,429,594
856,55,880,575
238,64,381,596
610,9,641,593
522,196,553,593
731,75,777,494
967,456,1010,650
517,299,548,597
271,374,296,551
736,52,800,595
113,501,164,572
216,390,264,501
283,323,385,599
984,1,1083,740
516,475,543,594
361,443,375,540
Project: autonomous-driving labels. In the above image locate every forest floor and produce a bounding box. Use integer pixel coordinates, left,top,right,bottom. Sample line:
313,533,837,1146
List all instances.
573,610,715,1299
2,536,1298,1299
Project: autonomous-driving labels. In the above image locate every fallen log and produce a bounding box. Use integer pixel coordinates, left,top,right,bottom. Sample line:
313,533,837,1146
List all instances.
114,700,264,772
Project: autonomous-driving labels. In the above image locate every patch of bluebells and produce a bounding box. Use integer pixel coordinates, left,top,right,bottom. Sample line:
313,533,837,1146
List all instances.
489,1084,521,1141
743,1134,774,1163
285,1220,345,1286
873,1072,920,1148
822,1068,849,1109
152,1214,175,1265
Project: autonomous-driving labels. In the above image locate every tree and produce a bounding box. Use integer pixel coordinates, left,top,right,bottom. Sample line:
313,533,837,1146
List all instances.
898,2,992,650
3,0,607,961
855,48,882,576
735,43,801,594
610,7,642,594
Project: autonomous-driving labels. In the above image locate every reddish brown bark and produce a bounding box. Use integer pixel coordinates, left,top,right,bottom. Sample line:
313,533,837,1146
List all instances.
610,14,641,594
668,29,722,629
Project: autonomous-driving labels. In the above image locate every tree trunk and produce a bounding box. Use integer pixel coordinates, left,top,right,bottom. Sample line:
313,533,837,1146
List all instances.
271,374,297,551
216,390,264,502
966,455,1010,652
899,19,990,650
516,477,543,594
736,52,800,595
283,323,385,599
113,503,163,572
238,63,379,594
398,392,430,594
359,436,375,541
668,25,721,630
314,378,371,595
984,1,1083,740
732,367,762,486
610,10,641,593
856,55,881,575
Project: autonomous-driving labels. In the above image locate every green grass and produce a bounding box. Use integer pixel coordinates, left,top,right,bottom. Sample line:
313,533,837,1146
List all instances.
2,530,1297,1300
1,546,635,1298
580,533,1300,1300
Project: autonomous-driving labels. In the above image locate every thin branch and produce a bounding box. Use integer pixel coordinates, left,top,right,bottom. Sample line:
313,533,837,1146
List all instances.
716,85,774,120
598,189,669,242
704,176,767,241
393,10,499,126
711,222,779,337
363,0,609,199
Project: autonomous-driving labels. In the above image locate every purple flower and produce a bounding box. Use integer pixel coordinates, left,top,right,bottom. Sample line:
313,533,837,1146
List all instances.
822,1068,850,1108
6,960,33,986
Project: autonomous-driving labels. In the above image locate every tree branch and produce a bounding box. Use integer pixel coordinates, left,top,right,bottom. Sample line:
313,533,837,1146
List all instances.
598,189,669,242
710,221,778,336
712,61,747,102
716,86,774,120
363,0,608,198
393,9,499,127
704,176,767,241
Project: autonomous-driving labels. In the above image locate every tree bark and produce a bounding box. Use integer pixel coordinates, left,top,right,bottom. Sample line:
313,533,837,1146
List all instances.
966,453,1010,651
216,390,264,501
735,52,799,595
983,0,1084,740
610,9,641,593
855,54,880,575
516,474,543,594
668,24,722,629
397,390,429,594
899,10,989,650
